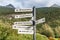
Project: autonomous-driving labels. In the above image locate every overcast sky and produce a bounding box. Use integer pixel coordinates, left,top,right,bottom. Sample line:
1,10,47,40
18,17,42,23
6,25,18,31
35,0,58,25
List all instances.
0,0,60,8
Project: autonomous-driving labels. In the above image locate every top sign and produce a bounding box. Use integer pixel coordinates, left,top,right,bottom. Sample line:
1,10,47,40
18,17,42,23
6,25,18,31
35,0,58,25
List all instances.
15,8,33,12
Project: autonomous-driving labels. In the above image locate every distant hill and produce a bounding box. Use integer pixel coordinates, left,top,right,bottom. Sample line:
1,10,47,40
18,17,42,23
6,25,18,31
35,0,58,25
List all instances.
6,4,15,9
50,4,60,8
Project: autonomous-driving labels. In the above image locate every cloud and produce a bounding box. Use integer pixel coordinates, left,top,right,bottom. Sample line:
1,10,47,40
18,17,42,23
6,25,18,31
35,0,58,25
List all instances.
0,0,15,5
0,0,60,8
46,0,60,7
0,0,23,8
15,0,49,8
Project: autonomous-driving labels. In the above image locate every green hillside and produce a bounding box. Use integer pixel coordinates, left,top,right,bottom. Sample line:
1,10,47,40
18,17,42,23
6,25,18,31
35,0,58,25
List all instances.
36,7,60,38
0,6,14,15
0,7,60,40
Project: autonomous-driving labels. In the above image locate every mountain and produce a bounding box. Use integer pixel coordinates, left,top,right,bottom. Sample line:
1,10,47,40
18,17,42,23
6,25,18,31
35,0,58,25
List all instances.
50,4,60,8
6,4,15,9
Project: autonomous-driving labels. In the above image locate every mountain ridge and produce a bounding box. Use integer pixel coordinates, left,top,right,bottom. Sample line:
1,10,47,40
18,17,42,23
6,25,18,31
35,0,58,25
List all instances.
6,4,15,9
50,4,60,8
0,4,15,9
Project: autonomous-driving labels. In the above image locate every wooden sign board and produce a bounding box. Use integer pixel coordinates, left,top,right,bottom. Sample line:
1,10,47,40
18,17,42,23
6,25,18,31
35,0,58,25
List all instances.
15,13,32,18
12,25,33,30
18,30,33,34
36,18,45,24
15,8,33,12
14,21,32,25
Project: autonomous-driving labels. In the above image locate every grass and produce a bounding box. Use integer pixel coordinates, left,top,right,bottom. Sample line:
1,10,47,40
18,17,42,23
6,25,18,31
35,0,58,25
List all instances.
0,20,49,40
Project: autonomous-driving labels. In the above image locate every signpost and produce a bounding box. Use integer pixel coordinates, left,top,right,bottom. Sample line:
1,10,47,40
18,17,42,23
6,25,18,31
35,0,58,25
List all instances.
12,6,45,40
33,6,36,40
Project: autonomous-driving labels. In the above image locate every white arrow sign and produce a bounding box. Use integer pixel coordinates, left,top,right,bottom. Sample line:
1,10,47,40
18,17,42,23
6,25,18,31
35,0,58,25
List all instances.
14,21,32,25
36,18,45,24
15,13,32,18
18,30,33,34
15,8,33,12
12,25,33,30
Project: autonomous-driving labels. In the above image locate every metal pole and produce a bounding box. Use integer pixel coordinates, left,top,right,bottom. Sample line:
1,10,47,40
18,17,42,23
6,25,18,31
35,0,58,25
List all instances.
33,6,36,40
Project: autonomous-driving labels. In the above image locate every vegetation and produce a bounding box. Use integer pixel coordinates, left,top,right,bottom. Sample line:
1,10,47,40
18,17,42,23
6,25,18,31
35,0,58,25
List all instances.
0,6,14,15
36,7,60,38
0,7,60,40
0,20,49,40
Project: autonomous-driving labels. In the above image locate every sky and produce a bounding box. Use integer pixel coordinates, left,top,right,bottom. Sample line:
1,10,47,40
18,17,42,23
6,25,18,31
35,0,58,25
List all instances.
0,0,60,8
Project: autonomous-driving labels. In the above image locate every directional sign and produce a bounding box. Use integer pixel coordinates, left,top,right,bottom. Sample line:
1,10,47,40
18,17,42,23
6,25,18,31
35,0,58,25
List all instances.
36,18,45,24
18,30,33,34
12,25,33,30
14,21,32,25
15,8,33,12
15,13,32,18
